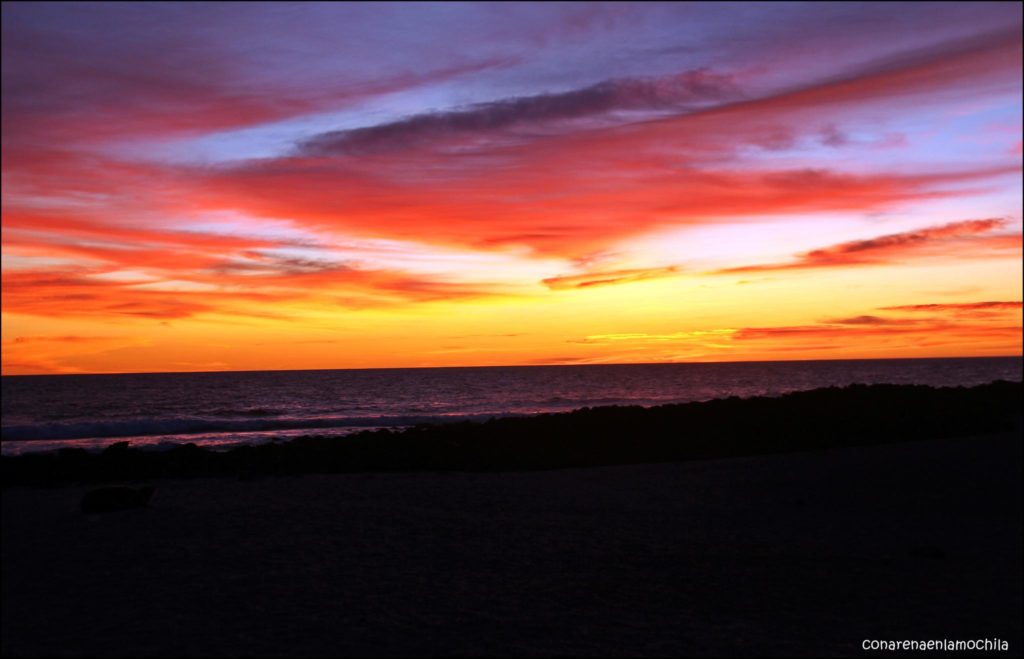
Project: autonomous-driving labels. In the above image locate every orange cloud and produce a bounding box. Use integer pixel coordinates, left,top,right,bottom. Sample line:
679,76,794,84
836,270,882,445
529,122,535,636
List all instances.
0,256,512,320
558,299,1022,362
732,321,1021,348
733,298,1022,351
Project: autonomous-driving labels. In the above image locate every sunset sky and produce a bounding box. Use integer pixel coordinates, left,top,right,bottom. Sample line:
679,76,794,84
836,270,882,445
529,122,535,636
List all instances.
2,1,1021,375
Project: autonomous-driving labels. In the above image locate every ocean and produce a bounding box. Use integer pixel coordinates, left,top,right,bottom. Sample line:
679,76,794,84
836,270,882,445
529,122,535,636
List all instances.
2,357,1020,455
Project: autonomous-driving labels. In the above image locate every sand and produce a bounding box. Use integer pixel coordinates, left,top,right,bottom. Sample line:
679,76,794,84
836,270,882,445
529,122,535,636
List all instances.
3,432,1021,657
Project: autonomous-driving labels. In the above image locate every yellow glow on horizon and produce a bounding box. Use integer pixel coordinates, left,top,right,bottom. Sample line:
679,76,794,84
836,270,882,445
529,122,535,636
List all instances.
4,246,1020,375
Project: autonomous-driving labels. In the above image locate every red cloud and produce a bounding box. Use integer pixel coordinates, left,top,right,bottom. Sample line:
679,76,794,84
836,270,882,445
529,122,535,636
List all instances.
719,219,1021,273
198,159,1019,260
188,25,1022,258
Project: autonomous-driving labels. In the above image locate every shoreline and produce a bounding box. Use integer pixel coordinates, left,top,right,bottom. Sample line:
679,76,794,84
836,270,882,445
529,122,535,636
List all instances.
2,380,1020,487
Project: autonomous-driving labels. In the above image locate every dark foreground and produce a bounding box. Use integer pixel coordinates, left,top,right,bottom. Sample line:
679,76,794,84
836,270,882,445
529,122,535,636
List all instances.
2,382,1022,656
3,433,1021,657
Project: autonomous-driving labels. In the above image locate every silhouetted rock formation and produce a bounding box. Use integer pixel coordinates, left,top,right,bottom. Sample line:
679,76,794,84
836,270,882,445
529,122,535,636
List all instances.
80,485,155,514
3,381,1020,486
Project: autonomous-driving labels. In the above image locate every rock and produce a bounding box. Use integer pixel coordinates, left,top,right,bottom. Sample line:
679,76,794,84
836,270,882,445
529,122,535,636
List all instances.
102,441,131,455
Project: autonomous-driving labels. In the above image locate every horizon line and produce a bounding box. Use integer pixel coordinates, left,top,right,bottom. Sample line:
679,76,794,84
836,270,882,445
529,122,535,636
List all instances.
3,353,1021,378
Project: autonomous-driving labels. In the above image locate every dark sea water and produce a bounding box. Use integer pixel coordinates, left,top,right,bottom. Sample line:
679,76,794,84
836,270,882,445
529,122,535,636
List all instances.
2,357,1020,455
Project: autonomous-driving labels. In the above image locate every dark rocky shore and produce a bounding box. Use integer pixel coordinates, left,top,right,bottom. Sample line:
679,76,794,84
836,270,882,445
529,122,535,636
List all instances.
2,381,1020,486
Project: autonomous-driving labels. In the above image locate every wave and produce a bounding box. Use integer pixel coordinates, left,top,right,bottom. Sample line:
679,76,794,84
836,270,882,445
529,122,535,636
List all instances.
202,407,289,417
0,413,511,442
0,394,716,443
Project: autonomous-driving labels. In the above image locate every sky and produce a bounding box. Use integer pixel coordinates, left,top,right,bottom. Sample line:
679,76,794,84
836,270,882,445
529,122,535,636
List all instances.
1,1,1021,375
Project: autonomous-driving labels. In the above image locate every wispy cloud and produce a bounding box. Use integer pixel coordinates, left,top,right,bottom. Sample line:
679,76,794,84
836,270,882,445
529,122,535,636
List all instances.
300,70,740,155
733,299,1022,348
876,300,1023,320
817,315,925,326
542,266,679,290
879,301,1022,314
719,219,1020,273
557,298,1022,360
570,329,735,345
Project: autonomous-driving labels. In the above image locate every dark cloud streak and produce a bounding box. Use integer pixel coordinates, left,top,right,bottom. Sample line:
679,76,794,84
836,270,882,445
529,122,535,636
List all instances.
300,70,740,155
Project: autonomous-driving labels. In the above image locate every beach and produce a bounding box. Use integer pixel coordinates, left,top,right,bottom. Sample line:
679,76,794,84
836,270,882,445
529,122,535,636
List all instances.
3,431,1020,656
